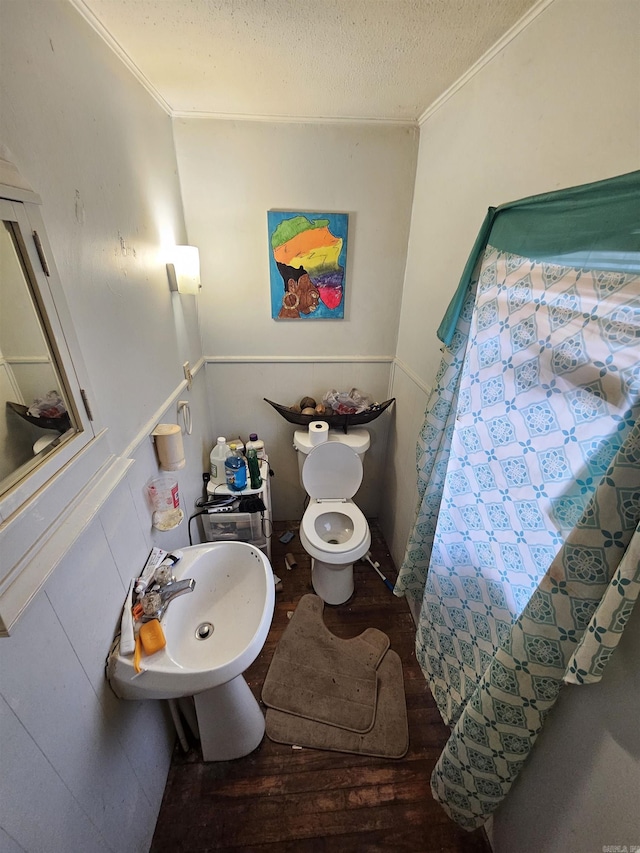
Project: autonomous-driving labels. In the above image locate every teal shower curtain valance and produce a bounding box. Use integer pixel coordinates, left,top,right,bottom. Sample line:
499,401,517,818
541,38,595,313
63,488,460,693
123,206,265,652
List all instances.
437,169,640,347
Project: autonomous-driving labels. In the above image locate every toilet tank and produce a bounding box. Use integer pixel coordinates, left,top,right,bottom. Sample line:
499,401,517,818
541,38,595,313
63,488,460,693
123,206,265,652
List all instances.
293,426,370,486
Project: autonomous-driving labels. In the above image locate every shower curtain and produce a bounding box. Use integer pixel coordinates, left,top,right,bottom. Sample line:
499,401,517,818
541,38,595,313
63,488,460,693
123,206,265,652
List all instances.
395,171,640,829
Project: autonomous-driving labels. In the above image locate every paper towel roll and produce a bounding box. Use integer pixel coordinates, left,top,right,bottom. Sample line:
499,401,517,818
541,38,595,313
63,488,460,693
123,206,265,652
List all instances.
309,420,329,446
153,423,185,470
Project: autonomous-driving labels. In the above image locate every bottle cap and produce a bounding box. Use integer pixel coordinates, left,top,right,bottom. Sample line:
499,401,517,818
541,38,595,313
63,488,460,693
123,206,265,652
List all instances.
249,433,258,441
217,436,226,443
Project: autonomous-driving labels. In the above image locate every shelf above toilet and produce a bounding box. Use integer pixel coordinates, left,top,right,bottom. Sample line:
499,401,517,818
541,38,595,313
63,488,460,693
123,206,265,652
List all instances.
264,397,394,432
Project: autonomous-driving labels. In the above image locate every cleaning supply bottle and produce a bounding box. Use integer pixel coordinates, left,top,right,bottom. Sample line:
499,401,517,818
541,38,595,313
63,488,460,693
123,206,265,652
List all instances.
247,448,262,489
225,444,247,491
210,437,231,485
246,433,265,459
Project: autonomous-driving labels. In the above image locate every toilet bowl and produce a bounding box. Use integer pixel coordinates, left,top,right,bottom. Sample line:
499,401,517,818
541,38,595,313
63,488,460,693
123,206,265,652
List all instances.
295,434,371,605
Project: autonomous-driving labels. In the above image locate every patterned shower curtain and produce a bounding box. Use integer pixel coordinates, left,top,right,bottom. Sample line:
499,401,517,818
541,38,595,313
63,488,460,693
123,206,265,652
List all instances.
395,173,640,830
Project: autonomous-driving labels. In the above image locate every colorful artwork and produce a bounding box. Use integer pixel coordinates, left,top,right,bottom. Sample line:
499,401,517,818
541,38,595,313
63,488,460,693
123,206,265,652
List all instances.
268,211,348,320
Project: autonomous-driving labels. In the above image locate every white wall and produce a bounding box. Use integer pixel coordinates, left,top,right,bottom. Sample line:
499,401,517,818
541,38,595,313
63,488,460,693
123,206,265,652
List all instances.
0,3,213,851
380,359,431,575
386,0,640,846
2,3,201,451
0,481,174,853
174,119,417,360
174,118,418,519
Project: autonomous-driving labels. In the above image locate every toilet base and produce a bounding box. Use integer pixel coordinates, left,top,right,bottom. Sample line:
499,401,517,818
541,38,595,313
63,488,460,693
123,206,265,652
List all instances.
311,558,354,606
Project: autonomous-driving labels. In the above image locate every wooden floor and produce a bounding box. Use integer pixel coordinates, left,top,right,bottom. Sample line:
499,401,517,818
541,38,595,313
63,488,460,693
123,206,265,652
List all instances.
150,520,491,853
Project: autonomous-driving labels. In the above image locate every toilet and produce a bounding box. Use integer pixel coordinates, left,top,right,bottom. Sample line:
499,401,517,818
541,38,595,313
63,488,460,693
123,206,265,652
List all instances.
293,426,371,605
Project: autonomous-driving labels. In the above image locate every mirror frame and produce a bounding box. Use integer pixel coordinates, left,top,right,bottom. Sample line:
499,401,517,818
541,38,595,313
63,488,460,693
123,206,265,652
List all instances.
0,168,131,635
0,195,89,499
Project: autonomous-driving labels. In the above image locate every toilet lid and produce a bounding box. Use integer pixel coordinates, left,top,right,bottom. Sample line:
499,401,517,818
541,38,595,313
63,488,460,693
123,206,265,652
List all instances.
302,441,363,499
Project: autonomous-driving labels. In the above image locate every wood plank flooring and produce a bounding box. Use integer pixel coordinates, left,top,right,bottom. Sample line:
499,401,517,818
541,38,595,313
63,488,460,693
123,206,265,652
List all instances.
150,521,491,853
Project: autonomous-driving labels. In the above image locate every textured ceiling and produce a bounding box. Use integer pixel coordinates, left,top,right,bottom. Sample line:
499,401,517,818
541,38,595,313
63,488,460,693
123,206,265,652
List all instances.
76,0,542,122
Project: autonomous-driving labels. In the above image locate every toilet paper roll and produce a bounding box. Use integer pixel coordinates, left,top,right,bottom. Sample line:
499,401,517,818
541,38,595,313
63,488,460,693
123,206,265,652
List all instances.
308,420,329,446
153,424,186,471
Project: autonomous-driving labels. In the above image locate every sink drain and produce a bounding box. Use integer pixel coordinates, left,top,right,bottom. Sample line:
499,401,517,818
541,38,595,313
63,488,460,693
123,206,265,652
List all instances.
195,622,214,640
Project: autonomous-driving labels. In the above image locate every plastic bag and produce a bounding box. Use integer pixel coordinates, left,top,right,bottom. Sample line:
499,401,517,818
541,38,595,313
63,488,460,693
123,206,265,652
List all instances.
322,388,372,415
27,390,67,420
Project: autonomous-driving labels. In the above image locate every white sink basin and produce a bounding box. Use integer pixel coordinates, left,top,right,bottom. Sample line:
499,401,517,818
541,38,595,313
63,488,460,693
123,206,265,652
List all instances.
109,542,275,701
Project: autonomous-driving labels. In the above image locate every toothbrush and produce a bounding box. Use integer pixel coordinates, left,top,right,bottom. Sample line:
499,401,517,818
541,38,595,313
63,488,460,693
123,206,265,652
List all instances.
119,579,136,655
162,550,183,568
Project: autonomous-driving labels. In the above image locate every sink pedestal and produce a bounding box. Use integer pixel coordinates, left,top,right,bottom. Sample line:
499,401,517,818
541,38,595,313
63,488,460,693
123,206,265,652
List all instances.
194,675,265,761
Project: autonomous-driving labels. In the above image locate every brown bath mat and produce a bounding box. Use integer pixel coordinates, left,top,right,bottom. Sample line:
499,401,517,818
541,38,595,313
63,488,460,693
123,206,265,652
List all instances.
261,594,389,733
266,649,409,759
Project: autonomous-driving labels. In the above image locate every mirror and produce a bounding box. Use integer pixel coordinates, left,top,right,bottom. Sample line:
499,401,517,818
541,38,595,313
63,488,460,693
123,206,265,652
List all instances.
0,209,78,496
0,172,104,636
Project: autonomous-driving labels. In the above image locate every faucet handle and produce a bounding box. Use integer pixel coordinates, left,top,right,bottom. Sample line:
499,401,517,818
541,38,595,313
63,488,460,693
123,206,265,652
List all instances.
153,565,174,586
140,591,162,618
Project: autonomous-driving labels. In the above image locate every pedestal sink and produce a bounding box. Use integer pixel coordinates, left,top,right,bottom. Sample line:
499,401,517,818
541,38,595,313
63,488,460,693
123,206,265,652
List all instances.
108,541,275,760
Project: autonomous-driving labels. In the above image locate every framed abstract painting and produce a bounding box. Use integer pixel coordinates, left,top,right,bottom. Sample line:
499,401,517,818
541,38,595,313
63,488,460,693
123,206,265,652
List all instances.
268,211,348,320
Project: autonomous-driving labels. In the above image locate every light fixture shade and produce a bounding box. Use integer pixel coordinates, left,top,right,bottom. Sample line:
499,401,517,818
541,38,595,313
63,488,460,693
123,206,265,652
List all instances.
167,245,201,294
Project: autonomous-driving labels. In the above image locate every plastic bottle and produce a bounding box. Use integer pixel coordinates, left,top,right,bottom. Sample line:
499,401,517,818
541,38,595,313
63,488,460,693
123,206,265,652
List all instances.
210,437,231,485
247,448,262,489
246,433,265,460
225,445,247,491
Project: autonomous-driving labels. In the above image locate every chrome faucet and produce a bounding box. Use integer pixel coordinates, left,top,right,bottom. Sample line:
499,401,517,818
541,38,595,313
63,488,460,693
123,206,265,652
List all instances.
139,577,195,621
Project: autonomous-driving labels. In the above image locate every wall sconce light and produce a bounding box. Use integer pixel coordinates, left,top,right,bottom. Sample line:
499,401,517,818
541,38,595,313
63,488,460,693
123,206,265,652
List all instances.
167,245,201,294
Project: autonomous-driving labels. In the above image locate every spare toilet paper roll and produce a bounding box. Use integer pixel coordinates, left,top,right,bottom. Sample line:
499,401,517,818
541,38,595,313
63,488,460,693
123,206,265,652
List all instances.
153,424,186,471
308,420,329,446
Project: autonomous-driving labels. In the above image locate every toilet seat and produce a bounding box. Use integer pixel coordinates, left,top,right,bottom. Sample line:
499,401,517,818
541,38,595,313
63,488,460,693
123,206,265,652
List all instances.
301,499,369,564
300,441,369,564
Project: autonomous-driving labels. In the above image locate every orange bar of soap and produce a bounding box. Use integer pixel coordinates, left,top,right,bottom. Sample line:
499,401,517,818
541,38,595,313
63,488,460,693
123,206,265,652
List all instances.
139,619,166,655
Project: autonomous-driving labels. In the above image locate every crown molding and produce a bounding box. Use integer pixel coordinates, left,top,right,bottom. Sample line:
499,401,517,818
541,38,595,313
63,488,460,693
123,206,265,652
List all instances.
172,110,417,127
418,0,555,126
67,0,173,115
